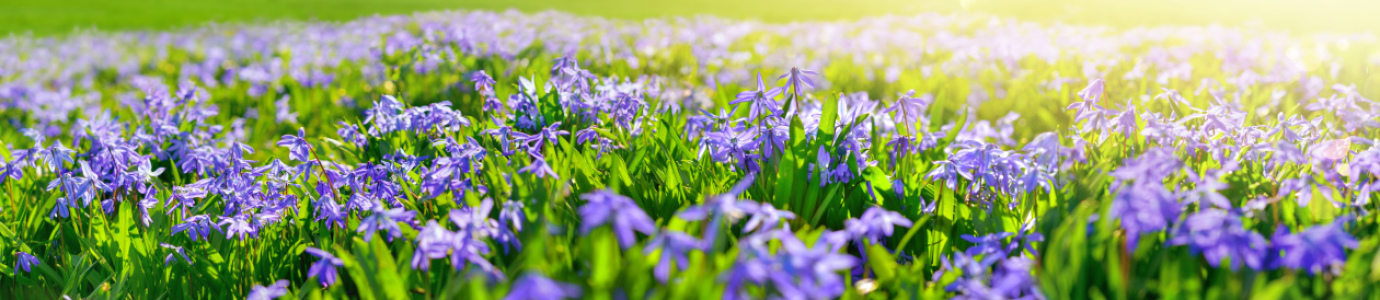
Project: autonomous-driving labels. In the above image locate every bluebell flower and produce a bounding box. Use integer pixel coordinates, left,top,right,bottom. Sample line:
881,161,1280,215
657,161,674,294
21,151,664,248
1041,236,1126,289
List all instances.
305,247,344,287
856,206,913,242
645,231,702,282
677,174,759,246
741,202,795,233
161,243,193,266
171,214,221,241
219,213,260,241
1109,147,1183,248
777,67,818,97
314,197,347,231
962,232,1015,256
880,90,932,133
1169,209,1266,270
811,144,833,187
754,230,857,299
730,72,782,121
517,154,558,179
496,200,525,254
276,128,312,163
1109,100,1138,139
471,70,496,93
13,252,41,274
504,273,581,300
1269,217,1358,275
412,220,453,271
1153,87,1191,109
275,95,297,124
356,204,417,242
579,189,656,249
246,280,289,300
1182,162,1236,209
926,159,969,190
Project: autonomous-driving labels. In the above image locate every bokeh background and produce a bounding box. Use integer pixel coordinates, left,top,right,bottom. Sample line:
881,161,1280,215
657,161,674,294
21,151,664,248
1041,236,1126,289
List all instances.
1,0,1376,36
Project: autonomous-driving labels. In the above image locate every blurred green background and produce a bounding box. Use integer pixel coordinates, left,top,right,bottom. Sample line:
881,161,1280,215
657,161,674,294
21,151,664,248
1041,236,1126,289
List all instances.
0,0,1376,36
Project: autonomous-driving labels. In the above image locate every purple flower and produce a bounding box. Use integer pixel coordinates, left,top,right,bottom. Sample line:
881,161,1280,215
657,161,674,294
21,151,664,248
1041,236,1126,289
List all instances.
1066,79,1109,129
1168,210,1267,270
926,159,969,190
677,174,759,246
517,154,558,179
777,67,818,97
275,95,298,124
880,90,932,133
1077,79,1105,103
171,215,222,241
962,232,1015,256
247,280,290,300
276,128,311,163
471,70,496,93
855,206,913,242
579,189,656,249
161,243,193,266
1109,100,1138,138
495,200,525,254
13,252,41,274
1269,218,1358,274
1153,88,1191,108
1109,147,1183,248
357,204,417,243
305,247,344,287
412,220,453,271
812,144,833,187
730,72,782,121
645,231,702,282
314,197,347,231
504,273,581,300
741,202,795,233
741,230,857,299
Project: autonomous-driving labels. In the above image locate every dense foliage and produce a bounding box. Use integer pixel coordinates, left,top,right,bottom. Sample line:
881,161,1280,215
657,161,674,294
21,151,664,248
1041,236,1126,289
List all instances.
2,9,1380,299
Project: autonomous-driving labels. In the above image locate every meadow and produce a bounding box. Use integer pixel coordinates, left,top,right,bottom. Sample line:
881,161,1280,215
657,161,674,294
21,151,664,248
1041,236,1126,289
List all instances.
0,6,1379,300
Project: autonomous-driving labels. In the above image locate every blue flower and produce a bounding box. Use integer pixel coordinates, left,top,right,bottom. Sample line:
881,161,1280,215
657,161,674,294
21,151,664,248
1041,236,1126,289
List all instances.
730,72,782,121
13,252,41,274
1269,217,1358,275
677,174,759,246
579,189,656,249
161,243,193,266
777,67,818,97
856,206,913,242
276,128,312,163
1169,210,1267,270
741,202,795,233
356,204,417,243
880,90,932,133
496,200,526,254
471,70,496,93
246,280,289,300
645,231,702,282
305,247,344,287
504,273,581,300
412,220,452,271
171,214,222,242
517,154,559,179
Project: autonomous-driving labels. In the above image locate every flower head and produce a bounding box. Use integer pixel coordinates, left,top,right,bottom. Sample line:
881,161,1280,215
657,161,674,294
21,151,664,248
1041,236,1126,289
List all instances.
305,247,345,287
505,273,582,300
1270,217,1358,274
247,280,290,300
13,252,41,274
579,189,656,249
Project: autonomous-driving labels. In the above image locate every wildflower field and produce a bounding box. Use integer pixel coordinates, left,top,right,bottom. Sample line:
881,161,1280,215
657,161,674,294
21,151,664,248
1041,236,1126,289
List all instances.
2,8,1380,299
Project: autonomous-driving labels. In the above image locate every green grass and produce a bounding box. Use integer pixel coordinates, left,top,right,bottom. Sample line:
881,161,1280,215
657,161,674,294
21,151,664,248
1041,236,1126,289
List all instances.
3,0,1378,36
